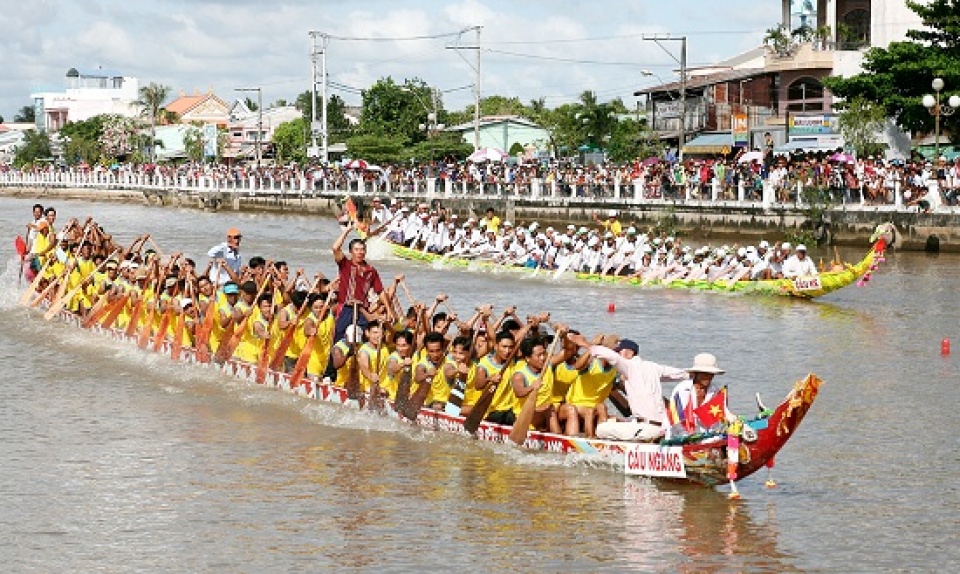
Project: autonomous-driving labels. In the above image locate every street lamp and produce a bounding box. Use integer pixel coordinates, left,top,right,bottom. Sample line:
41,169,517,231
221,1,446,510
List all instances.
235,87,263,169
922,78,960,161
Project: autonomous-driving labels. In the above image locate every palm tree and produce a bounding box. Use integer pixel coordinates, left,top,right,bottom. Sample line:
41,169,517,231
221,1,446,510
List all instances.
137,82,171,162
576,91,617,151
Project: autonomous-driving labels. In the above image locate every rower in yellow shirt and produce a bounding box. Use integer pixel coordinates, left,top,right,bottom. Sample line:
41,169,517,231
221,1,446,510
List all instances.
510,337,558,433
357,322,390,394
383,330,416,401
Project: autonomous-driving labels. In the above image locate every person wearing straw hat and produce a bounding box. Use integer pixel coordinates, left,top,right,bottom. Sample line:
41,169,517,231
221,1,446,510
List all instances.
666,353,731,438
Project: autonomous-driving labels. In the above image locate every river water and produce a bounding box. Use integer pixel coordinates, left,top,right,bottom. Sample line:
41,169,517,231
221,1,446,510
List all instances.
1,196,957,572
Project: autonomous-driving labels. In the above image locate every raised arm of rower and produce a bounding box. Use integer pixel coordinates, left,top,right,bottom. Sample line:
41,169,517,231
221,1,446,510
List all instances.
332,220,355,263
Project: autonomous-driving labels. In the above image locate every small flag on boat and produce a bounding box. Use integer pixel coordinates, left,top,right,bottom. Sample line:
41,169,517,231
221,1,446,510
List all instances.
695,386,728,428
344,197,358,223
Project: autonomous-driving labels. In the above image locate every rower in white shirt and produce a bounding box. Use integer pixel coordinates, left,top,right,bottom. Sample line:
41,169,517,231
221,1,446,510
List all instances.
782,244,818,278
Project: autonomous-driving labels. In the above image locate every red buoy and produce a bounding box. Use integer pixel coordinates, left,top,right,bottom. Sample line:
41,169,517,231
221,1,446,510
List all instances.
942,338,951,356
607,303,616,313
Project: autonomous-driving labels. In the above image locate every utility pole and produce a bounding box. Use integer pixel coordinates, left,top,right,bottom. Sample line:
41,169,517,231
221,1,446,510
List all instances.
235,87,263,169
447,26,482,150
643,35,687,160
308,31,329,163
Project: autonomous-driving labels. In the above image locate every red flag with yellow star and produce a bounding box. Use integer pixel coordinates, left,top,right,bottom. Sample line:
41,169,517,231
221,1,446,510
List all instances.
694,386,728,428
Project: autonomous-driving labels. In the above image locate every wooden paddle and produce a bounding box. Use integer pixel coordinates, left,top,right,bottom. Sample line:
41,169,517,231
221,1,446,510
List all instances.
400,360,435,421
193,297,217,363
462,327,528,434
20,254,55,306
43,249,120,320
152,271,184,352
124,290,146,337
97,294,130,330
82,281,122,328
137,263,164,349
288,289,336,392
366,337,386,412
268,277,323,372
81,290,111,328
508,330,562,446
344,303,362,400
253,305,276,384
42,224,92,312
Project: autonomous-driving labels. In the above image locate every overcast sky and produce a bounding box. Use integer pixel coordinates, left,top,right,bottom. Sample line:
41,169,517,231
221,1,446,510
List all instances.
2,0,782,120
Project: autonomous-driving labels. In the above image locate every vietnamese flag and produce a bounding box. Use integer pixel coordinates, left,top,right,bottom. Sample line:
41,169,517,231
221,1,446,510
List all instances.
695,386,728,428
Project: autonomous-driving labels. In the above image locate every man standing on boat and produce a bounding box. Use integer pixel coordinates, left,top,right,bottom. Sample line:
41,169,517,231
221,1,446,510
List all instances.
207,227,243,285
567,333,687,441
331,221,387,343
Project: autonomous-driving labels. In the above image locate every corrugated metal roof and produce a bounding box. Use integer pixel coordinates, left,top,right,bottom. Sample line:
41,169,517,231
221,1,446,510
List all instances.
635,69,768,96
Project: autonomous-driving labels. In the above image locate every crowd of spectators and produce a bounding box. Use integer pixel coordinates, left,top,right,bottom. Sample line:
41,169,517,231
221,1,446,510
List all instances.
4,151,959,210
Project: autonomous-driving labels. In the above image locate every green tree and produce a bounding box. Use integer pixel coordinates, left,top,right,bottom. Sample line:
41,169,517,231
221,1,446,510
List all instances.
359,77,433,143
13,130,52,167
183,127,204,162
294,91,353,141
606,118,663,163
576,91,619,151
837,97,887,157
137,82,171,161
446,94,532,127
541,103,583,157
405,132,473,163
273,117,308,164
14,105,35,123
60,115,107,165
823,0,960,141
244,96,259,112
346,133,409,164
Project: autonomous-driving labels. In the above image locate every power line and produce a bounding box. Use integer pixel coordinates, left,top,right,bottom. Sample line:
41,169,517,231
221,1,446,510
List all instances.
484,48,684,67
324,30,464,42
486,30,759,45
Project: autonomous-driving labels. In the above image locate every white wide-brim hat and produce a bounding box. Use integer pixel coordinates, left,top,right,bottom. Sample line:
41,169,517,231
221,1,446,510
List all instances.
688,352,725,375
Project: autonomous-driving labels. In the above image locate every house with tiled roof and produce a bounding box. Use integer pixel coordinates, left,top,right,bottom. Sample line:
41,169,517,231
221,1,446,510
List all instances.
164,91,230,127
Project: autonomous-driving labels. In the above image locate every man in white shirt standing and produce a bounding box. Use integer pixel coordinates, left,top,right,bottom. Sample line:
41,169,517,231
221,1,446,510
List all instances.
207,227,243,285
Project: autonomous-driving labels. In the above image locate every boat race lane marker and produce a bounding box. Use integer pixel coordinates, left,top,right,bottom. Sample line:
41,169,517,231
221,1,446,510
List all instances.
624,444,686,478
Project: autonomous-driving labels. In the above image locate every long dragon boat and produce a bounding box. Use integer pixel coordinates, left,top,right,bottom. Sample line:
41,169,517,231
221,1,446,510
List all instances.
41,306,821,489
370,223,895,300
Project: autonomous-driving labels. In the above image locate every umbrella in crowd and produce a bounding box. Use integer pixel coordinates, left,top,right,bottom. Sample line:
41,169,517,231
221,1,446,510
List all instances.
829,152,855,163
737,151,765,164
640,156,661,166
467,147,508,163
344,159,368,170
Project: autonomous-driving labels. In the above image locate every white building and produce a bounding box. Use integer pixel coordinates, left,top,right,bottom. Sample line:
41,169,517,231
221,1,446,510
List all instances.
30,68,141,133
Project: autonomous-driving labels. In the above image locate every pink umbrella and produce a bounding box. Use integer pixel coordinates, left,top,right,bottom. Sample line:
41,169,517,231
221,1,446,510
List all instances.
829,152,855,163
640,156,661,166
467,147,508,163
344,159,368,170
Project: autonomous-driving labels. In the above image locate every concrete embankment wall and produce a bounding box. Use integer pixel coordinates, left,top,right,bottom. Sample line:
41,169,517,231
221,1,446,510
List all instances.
3,186,958,252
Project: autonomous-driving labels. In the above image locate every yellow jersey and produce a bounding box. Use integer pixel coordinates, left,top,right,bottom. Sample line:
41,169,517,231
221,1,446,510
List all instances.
479,354,517,414
358,343,390,392
510,363,555,415
565,358,616,407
